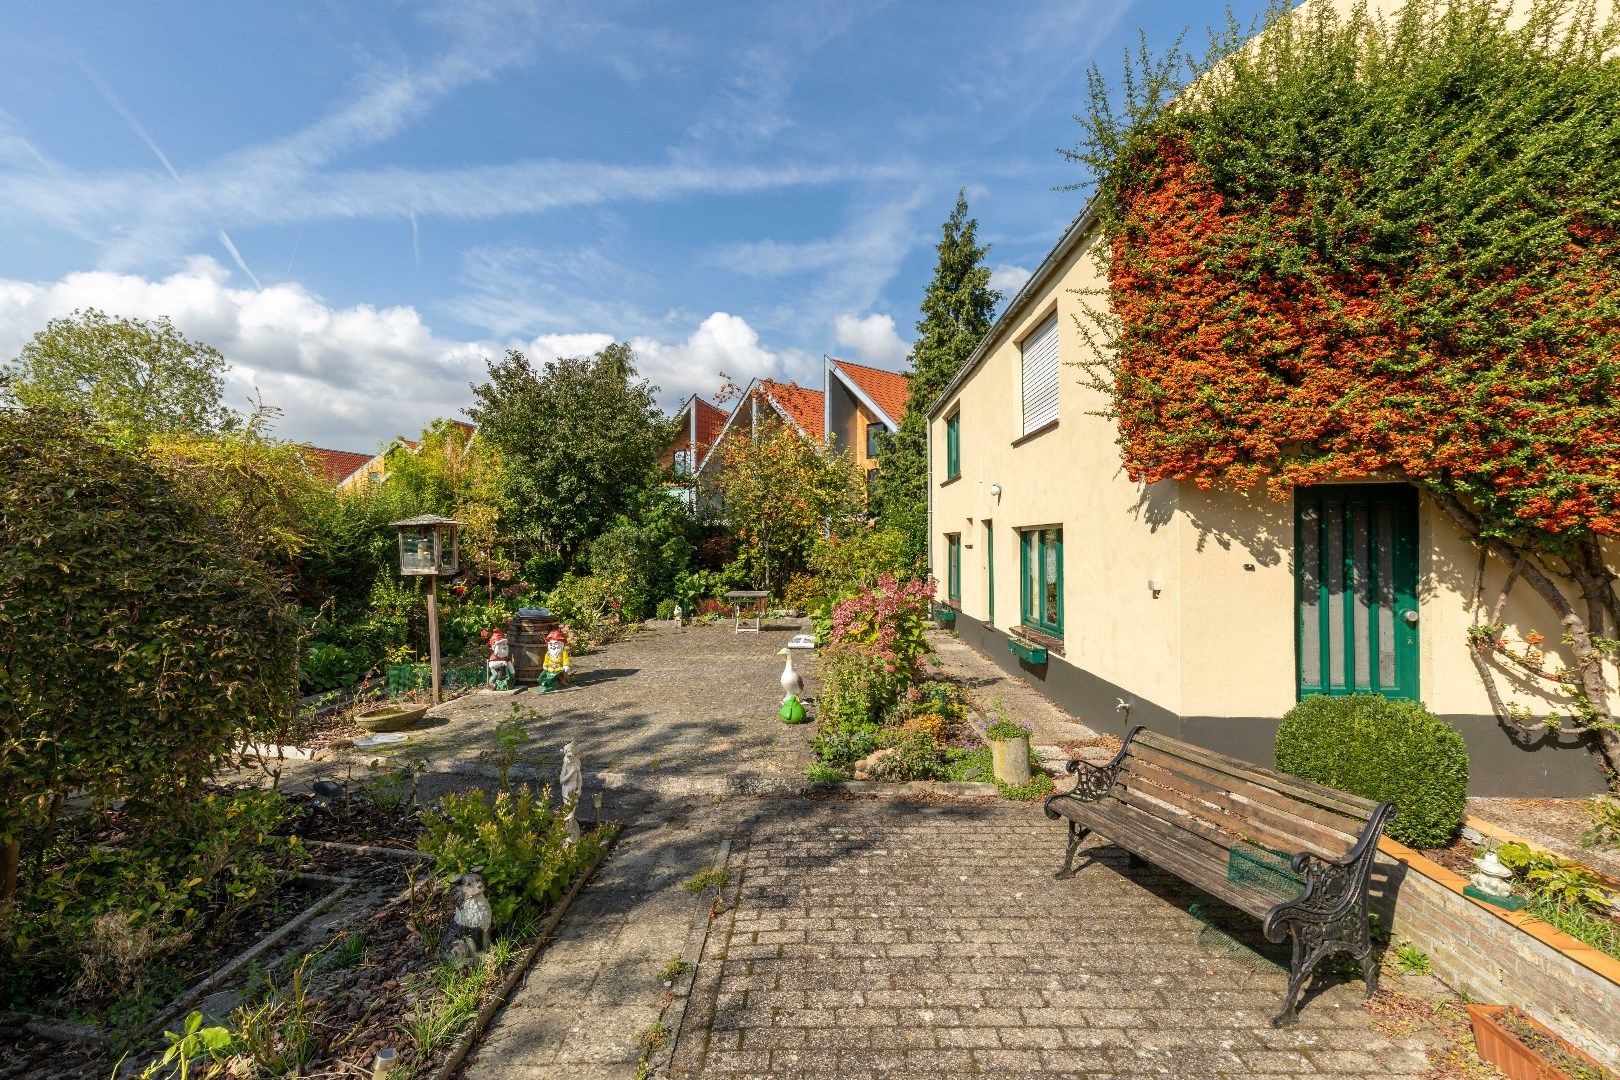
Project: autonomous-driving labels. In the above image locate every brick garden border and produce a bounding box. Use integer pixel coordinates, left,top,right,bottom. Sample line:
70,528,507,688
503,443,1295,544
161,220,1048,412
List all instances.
1375,816,1620,1071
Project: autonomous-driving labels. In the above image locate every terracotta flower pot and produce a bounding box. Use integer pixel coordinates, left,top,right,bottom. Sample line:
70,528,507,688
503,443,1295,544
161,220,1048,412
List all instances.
1467,1004,1611,1080
990,735,1031,787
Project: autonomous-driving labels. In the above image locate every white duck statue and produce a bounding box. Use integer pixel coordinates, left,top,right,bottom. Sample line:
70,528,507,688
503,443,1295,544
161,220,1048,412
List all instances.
776,648,808,723
776,648,804,701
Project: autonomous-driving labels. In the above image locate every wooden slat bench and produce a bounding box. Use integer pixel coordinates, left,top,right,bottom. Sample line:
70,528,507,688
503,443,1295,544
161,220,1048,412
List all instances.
1043,726,1395,1026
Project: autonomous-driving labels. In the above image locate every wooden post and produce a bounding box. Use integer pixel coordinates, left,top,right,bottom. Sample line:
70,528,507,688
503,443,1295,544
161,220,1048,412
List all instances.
427,574,442,706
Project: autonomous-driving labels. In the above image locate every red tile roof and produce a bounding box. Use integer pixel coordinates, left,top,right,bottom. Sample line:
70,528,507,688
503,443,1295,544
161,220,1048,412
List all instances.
694,397,729,452
302,446,373,485
759,380,825,442
831,358,910,425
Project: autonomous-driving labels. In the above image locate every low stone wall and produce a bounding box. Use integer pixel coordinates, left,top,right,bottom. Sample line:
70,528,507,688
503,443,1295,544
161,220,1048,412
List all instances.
1373,835,1620,1071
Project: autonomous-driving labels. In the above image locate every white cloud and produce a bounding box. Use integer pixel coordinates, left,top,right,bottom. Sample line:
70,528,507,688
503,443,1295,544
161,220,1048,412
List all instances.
527,332,616,360
632,312,815,401
833,312,909,366
990,263,1033,295
0,259,810,449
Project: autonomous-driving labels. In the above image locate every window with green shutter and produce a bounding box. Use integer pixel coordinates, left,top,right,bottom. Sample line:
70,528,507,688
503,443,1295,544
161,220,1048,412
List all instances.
1019,527,1062,637
944,410,960,480
946,533,962,603
1295,485,1419,700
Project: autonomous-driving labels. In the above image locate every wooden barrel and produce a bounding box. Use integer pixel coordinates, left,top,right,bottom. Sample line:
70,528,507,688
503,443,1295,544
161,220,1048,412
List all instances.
510,612,560,685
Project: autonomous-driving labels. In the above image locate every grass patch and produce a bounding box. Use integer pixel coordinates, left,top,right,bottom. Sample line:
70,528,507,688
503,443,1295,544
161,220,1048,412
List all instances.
400,936,520,1076
945,747,992,782
995,772,1055,801
944,747,1054,800
658,956,691,984
682,867,729,893
315,930,366,973
806,761,849,783
1525,895,1620,962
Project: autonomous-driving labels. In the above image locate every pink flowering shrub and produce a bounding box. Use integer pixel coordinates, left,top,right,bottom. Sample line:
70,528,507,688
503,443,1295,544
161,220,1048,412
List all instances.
828,575,935,677
820,576,936,729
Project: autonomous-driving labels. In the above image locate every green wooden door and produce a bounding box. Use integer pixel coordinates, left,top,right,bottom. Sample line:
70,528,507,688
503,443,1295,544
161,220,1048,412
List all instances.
1295,485,1419,699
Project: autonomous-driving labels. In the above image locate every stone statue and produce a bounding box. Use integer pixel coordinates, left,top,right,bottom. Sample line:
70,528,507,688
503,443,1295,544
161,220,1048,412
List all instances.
442,871,493,967
559,740,582,844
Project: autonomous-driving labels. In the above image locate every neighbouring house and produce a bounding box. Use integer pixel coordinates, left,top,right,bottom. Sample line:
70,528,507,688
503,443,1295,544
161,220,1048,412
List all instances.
660,393,729,504
690,377,825,502
823,357,909,496
302,446,375,487
925,206,1612,797
335,419,476,491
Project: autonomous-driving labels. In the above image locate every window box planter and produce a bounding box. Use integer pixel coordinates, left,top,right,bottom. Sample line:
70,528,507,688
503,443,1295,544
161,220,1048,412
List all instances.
1466,1005,1611,1080
1007,635,1047,665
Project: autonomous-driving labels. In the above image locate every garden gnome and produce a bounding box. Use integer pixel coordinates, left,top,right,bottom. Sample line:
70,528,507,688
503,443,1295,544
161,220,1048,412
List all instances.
539,628,571,692
559,741,582,844
485,629,513,690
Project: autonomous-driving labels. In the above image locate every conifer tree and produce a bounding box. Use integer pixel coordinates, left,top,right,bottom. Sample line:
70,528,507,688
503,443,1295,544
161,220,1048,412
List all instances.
875,192,1001,565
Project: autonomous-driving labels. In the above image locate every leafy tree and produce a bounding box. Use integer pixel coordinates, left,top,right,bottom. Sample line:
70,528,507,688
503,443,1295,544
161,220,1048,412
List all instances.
713,424,864,593
1070,0,1620,774
2,308,232,437
874,192,1001,565
467,343,674,569
0,409,299,900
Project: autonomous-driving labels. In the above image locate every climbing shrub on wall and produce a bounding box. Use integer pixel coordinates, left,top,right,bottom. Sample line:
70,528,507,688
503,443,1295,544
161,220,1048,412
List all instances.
1068,0,1620,775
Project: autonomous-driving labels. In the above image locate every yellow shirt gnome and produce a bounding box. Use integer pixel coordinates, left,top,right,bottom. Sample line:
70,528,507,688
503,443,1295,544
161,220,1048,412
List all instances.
539,629,571,691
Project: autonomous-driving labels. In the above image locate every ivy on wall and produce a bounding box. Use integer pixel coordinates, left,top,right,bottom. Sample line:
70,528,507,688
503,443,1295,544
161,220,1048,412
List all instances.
1068,0,1620,772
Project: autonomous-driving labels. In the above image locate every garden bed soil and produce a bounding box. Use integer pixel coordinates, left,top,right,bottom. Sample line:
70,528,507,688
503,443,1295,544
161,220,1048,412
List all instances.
1417,834,1479,877
1471,797,1620,881
289,707,364,750
280,792,425,850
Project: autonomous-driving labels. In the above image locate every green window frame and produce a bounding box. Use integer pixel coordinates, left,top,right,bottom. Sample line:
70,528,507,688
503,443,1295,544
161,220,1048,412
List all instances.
944,410,960,480
1019,527,1062,637
984,520,995,625
1295,484,1419,700
946,533,962,604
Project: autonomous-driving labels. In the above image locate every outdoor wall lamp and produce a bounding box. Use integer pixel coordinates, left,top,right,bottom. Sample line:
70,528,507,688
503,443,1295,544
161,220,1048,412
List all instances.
990,483,1002,498
1148,579,1162,598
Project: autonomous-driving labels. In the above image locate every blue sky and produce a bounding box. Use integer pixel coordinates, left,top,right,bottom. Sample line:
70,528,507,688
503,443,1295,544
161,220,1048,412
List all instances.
0,0,1265,450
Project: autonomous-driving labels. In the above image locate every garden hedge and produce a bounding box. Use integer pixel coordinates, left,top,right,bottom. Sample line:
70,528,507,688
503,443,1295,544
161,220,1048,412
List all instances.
1275,695,1468,849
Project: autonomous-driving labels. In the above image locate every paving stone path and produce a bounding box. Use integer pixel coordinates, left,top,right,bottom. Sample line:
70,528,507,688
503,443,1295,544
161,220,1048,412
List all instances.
667,799,1444,1080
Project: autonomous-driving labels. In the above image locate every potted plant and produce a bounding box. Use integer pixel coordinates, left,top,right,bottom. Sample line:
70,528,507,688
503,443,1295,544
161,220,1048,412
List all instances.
1466,1005,1613,1080
985,716,1032,787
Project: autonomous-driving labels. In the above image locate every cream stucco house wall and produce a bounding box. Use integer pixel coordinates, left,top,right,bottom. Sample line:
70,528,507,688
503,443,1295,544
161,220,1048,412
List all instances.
926,208,1612,796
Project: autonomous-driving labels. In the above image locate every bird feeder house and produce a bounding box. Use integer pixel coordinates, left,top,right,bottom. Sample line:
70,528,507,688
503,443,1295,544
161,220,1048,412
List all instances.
390,514,465,576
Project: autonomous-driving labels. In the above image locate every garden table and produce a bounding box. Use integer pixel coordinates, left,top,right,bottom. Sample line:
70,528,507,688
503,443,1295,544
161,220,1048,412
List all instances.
725,590,770,633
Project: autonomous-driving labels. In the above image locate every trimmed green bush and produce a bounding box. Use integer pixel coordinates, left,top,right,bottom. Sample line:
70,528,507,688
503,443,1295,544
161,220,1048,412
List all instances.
1275,695,1468,849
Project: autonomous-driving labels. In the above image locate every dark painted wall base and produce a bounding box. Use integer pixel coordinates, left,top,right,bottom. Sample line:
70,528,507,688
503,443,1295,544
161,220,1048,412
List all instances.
952,612,1607,798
